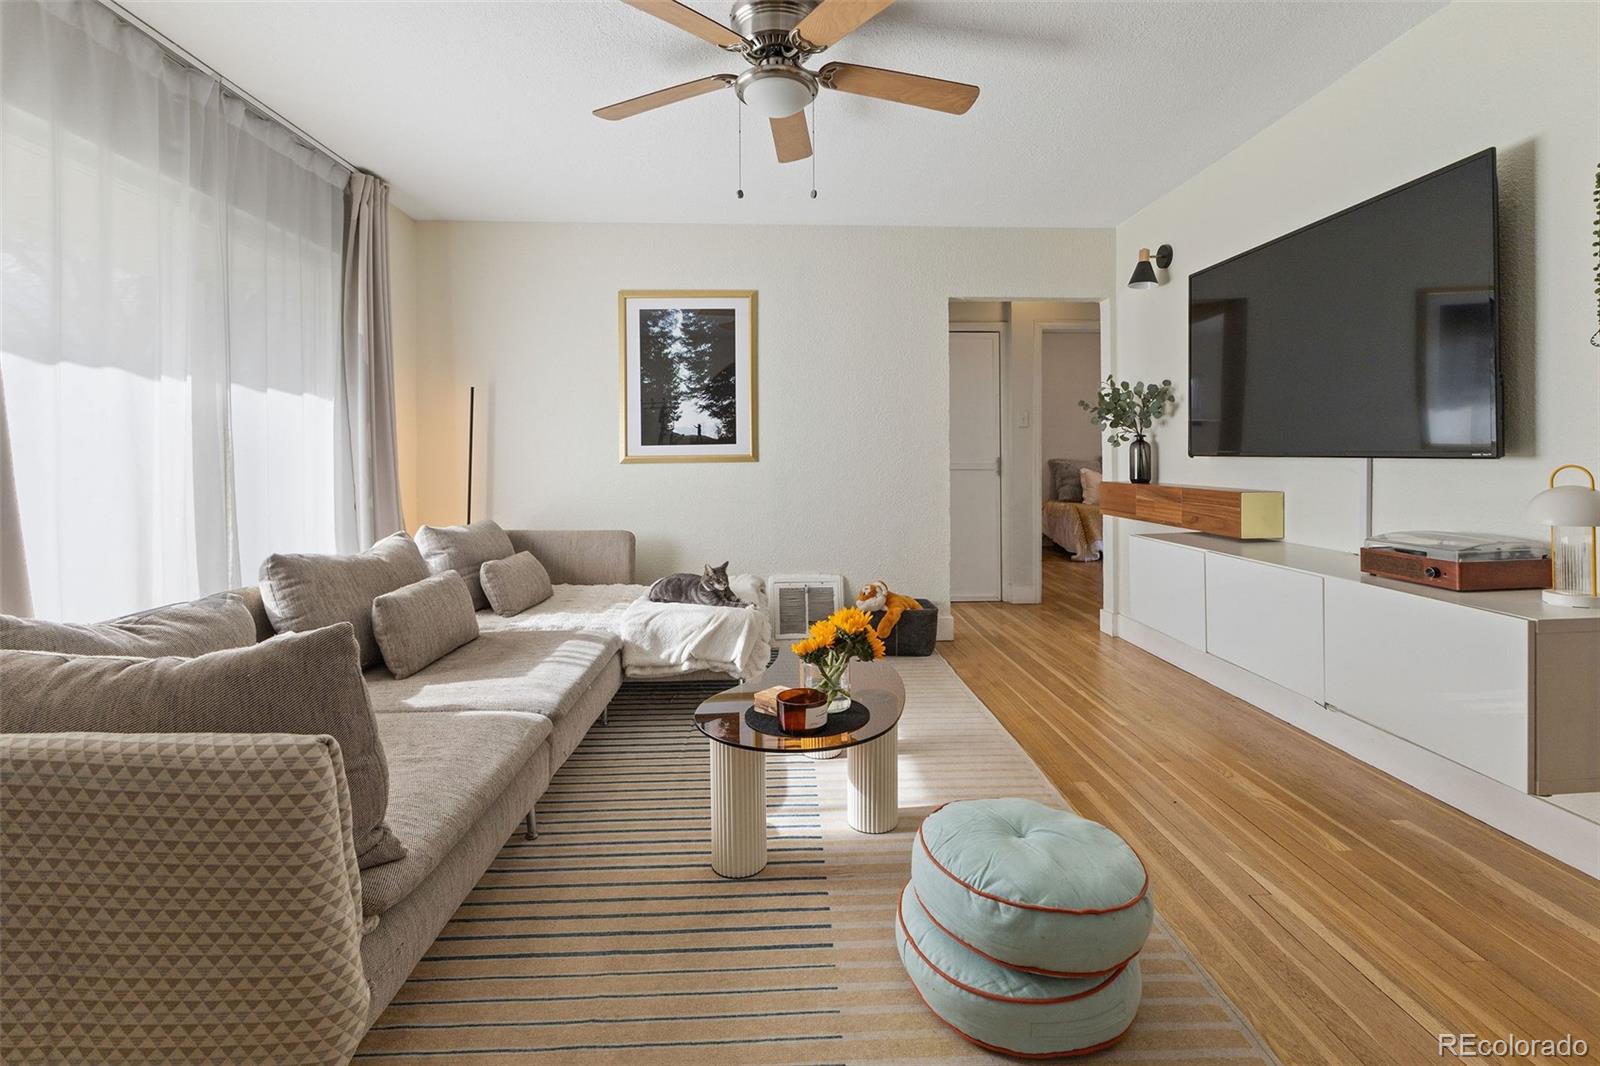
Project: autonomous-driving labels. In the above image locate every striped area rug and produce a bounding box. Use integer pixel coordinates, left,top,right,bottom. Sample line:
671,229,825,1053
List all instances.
356,655,1280,1064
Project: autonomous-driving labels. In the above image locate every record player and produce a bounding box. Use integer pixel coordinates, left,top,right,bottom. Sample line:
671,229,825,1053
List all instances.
1360,532,1550,592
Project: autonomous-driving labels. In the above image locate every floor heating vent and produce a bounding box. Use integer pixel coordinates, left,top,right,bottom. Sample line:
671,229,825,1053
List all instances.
766,575,846,639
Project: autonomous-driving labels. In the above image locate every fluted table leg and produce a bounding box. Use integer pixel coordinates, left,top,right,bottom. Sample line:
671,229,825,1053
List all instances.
710,741,766,878
847,725,898,833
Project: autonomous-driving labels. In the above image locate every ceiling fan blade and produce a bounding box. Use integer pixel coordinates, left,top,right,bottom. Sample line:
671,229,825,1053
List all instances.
819,62,979,115
792,0,894,49
770,112,812,163
620,0,747,49
594,75,734,120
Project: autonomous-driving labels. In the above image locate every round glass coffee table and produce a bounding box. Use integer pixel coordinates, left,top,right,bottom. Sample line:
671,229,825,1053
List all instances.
693,649,905,878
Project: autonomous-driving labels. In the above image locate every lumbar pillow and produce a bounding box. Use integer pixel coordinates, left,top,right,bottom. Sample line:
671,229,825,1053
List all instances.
895,882,1140,1057
479,551,553,618
1080,467,1103,506
0,593,257,657
0,622,405,869
371,571,479,678
415,520,515,611
911,798,1152,977
258,531,428,669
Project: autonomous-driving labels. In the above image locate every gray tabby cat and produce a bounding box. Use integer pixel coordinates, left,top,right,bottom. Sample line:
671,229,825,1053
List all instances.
648,562,744,607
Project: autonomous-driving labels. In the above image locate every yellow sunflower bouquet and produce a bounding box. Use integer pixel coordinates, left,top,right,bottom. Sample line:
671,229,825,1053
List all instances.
791,606,886,708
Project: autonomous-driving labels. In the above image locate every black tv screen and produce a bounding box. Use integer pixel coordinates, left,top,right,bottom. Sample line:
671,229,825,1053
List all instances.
1189,149,1500,458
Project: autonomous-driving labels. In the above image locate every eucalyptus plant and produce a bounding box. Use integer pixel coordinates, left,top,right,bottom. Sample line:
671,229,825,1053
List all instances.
1079,376,1176,447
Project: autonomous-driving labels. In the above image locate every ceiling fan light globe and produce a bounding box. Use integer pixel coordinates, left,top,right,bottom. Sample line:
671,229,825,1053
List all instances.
737,68,816,118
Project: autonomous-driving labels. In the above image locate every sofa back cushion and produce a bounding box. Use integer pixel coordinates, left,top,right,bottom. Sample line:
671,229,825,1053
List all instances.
480,551,553,617
0,623,405,869
0,594,258,657
258,532,428,668
416,520,514,610
371,571,479,679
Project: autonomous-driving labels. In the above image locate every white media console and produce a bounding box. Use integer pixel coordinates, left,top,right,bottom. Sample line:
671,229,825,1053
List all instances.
1106,531,1600,875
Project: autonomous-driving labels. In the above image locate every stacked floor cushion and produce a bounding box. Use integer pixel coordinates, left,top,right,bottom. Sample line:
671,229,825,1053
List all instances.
897,798,1153,1057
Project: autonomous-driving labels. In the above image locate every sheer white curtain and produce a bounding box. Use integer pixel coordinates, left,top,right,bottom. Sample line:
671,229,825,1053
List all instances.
1,0,355,621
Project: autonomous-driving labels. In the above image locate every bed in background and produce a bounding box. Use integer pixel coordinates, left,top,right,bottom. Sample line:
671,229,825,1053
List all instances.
1044,457,1104,561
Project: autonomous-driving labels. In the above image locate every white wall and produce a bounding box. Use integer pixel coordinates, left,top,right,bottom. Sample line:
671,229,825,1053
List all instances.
1109,1,1599,607
408,223,1114,612
1040,331,1103,500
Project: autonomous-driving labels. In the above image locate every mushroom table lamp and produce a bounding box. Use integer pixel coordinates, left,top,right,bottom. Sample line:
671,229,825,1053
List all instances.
1525,464,1600,608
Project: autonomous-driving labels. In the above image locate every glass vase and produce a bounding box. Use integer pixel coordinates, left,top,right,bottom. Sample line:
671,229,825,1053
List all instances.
1129,434,1153,484
807,654,853,712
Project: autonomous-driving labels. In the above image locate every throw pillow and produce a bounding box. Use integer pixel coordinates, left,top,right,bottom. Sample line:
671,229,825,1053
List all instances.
0,593,257,657
479,552,553,617
371,571,480,678
1080,468,1103,506
0,623,405,869
416,520,515,610
258,531,428,669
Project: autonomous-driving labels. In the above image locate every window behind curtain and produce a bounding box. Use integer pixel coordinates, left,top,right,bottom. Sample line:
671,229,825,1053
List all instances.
0,0,352,621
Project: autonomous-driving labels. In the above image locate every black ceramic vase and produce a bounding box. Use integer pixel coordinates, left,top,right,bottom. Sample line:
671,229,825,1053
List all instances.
1129,435,1152,484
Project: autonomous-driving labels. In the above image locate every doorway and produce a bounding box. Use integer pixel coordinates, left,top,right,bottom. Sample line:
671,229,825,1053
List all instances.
948,329,1002,601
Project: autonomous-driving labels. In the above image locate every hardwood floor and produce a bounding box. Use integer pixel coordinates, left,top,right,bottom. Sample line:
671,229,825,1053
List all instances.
942,551,1600,1066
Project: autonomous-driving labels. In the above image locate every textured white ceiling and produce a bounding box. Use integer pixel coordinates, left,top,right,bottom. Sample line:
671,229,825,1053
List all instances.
121,0,1444,226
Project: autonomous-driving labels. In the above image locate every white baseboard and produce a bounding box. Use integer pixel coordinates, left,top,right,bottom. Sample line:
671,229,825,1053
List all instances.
937,613,955,641
1115,614,1600,878
1099,609,1116,635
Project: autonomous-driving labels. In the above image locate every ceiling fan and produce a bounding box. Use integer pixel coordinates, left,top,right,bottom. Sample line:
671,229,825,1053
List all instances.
594,0,979,164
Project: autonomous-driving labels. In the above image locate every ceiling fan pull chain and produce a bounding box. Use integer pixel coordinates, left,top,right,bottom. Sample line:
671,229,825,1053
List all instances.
736,97,744,200
809,101,818,199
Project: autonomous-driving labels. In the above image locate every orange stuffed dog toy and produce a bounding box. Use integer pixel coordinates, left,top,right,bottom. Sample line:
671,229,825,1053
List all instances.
854,581,922,640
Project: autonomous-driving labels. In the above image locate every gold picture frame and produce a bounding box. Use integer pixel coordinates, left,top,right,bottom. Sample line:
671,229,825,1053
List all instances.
618,290,758,463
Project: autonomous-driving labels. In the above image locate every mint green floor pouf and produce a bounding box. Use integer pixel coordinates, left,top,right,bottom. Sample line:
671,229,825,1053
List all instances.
911,798,1153,976
895,882,1141,1057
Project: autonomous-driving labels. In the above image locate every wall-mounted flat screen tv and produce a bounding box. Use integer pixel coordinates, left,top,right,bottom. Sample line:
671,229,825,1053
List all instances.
1188,149,1500,458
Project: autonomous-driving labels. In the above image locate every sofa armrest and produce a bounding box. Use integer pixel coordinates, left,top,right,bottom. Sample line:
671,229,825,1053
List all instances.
507,529,636,585
1,732,369,1065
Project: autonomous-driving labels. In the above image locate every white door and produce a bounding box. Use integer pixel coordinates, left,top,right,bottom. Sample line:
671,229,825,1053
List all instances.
949,331,1002,601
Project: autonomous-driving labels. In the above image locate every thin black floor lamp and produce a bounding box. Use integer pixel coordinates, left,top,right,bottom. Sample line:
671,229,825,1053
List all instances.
465,386,475,524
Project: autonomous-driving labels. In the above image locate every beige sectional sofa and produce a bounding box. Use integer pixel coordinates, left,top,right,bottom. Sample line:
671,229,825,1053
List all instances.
1,528,640,1064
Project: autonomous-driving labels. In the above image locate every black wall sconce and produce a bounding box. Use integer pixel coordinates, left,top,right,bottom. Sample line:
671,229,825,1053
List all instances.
1127,244,1173,289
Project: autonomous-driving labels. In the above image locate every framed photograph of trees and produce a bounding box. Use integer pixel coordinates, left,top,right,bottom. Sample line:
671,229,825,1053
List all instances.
619,290,757,463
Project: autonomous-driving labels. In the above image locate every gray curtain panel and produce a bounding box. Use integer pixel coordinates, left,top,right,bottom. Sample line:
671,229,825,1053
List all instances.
342,171,406,548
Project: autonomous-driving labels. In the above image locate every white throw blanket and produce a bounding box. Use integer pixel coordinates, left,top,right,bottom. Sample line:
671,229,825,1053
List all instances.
620,597,773,681
480,580,772,680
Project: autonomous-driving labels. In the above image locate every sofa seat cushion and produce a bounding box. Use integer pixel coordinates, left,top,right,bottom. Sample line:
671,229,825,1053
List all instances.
360,711,551,918
474,583,643,638
364,629,621,722
0,593,257,657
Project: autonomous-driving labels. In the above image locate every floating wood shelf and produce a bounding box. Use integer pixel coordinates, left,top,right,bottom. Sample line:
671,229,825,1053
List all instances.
1100,483,1284,540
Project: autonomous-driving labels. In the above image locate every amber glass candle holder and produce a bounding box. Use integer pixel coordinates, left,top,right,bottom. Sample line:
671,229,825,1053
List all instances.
777,687,828,733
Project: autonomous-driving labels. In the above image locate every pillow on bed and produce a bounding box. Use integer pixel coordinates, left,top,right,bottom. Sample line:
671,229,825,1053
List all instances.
1049,458,1101,502
1080,468,1103,506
